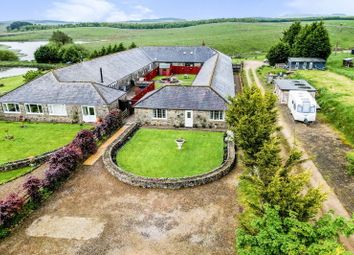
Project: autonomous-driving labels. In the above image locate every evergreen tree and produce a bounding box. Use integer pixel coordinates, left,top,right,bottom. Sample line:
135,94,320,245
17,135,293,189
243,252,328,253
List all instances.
112,44,119,52
237,205,354,255
129,42,137,49
117,43,126,52
226,86,278,165
266,42,290,66
49,30,73,45
106,44,113,54
292,22,331,59
282,21,302,47
34,44,62,63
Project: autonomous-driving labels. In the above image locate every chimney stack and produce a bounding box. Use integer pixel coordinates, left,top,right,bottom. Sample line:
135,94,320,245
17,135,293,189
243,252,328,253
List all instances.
100,68,104,83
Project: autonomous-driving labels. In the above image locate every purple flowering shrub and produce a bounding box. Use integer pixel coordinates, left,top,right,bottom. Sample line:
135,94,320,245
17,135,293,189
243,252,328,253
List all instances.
23,176,42,203
44,145,82,188
93,110,123,140
0,193,24,226
72,130,97,157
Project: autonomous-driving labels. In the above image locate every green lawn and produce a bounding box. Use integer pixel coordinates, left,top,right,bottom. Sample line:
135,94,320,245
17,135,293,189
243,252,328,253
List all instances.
327,53,354,80
0,166,33,185
116,128,225,178
0,121,91,164
1,20,353,56
153,74,196,89
0,75,24,94
293,70,354,144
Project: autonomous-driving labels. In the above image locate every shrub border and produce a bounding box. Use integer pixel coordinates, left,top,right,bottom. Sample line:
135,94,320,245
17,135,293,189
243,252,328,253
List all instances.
103,123,237,189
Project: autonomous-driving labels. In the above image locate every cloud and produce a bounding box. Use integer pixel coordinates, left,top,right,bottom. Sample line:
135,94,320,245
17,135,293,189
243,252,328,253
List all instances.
46,0,157,22
287,0,354,15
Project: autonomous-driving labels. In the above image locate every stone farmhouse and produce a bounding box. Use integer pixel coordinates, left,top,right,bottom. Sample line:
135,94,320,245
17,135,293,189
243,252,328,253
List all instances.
0,46,235,128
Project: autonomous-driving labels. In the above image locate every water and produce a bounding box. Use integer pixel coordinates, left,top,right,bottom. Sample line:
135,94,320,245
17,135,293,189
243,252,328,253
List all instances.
0,41,88,61
0,41,48,61
0,67,37,78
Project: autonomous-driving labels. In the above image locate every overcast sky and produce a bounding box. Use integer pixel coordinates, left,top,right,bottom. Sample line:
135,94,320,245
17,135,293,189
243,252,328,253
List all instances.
1,0,354,22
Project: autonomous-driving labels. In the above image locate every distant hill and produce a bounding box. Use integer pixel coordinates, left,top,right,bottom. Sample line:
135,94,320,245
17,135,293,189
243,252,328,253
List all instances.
128,18,186,23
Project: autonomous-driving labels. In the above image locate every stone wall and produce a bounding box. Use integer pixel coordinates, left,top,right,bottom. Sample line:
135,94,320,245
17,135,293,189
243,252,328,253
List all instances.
0,103,112,123
0,147,61,172
135,108,227,129
103,124,236,189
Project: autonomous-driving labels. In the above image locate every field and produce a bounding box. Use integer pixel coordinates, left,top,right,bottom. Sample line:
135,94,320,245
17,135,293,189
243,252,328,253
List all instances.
293,70,354,144
153,74,196,89
116,128,224,178
0,121,91,164
0,75,24,94
1,20,353,56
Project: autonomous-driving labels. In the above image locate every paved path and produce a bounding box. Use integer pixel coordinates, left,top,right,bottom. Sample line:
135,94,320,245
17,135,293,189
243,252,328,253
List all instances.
244,60,354,251
84,124,131,166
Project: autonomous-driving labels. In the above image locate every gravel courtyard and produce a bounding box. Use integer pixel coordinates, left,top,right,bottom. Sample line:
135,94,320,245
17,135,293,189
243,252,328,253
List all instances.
0,159,239,255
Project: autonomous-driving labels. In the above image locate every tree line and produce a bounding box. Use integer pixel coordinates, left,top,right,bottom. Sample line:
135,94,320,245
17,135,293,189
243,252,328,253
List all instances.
6,16,354,32
266,21,332,66
226,86,354,254
34,30,137,64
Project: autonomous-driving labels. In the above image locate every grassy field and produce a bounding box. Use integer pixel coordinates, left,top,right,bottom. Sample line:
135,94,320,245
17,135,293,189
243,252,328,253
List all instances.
0,121,91,164
1,20,353,56
117,128,224,178
153,74,196,89
293,70,354,144
0,166,32,185
327,53,354,80
0,75,24,94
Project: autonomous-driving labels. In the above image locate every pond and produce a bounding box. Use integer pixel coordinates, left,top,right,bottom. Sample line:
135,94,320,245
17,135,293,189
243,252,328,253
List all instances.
0,40,88,61
0,41,48,61
0,67,37,78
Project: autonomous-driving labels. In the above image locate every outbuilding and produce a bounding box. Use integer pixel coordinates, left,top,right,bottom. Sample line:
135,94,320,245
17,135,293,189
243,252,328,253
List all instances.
288,57,326,70
274,79,317,104
343,58,353,67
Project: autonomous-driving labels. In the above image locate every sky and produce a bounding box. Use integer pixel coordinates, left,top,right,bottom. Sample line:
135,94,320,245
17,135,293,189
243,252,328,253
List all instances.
1,0,354,22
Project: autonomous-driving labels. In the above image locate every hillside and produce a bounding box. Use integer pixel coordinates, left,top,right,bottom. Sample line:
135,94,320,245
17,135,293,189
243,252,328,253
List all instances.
0,20,353,56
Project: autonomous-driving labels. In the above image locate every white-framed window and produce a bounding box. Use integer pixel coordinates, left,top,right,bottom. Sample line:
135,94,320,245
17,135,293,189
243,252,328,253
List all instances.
210,110,224,121
153,109,166,119
25,103,43,114
2,103,20,113
48,104,67,116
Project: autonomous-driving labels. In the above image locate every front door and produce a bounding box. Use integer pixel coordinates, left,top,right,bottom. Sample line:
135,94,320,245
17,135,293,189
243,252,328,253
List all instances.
82,106,96,122
185,110,193,127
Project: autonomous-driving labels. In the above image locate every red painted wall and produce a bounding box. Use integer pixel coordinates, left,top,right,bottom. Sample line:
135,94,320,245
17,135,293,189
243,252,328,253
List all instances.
171,66,201,75
159,68,171,76
131,83,155,105
144,68,159,81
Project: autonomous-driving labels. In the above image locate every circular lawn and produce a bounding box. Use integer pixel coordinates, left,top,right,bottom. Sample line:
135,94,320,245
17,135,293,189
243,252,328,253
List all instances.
116,128,225,178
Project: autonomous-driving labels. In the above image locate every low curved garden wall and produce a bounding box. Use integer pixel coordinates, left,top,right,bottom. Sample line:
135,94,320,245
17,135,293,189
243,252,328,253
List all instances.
0,148,62,172
103,124,236,189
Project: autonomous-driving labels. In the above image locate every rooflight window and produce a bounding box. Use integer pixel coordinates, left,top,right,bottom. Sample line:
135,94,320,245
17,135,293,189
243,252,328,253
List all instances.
2,103,20,113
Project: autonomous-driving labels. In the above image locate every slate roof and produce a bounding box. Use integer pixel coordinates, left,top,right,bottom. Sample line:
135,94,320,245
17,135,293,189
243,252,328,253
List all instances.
288,57,326,63
54,48,153,86
0,46,234,109
211,52,235,100
134,86,227,111
141,46,217,63
274,79,317,92
0,72,126,105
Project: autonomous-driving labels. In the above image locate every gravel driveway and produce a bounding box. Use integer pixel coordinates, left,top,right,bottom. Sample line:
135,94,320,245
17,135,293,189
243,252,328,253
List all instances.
0,159,240,255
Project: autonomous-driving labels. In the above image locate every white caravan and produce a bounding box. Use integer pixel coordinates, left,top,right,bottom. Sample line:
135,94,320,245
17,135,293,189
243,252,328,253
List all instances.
287,90,317,123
